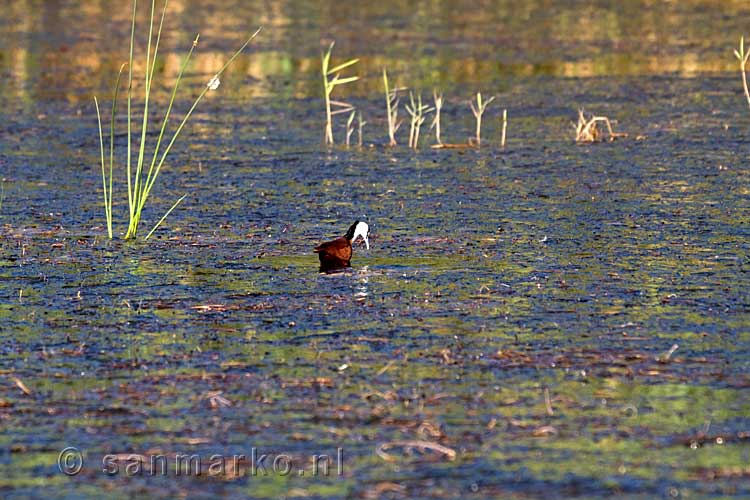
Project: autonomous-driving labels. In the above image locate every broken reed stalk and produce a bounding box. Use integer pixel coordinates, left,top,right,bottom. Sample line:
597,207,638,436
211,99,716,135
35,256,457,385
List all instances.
469,92,495,147
574,108,627,142
345,110,356,148
544,387,554,416
93,0,261,240
431,90,444,146
734,36,750,111
357,111,366,147
322,42,359,146
656,343,679,363
382,68,404,146
501,108,507,148
405,91,434,149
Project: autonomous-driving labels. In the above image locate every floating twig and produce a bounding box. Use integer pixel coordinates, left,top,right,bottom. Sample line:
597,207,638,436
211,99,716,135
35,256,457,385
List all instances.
532,425,558,437
12,376,32,396
375,360,395,376
206,390,233,409
376,440,456,462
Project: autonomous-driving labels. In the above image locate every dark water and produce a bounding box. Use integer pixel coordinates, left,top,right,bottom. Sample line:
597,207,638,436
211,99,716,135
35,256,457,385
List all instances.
1,1,750,498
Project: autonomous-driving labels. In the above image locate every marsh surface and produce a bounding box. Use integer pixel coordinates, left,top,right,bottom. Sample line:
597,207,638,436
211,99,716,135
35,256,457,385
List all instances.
1,1,750,498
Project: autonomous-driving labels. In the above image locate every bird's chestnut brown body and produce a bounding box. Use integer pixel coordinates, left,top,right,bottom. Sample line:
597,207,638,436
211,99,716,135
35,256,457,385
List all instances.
314,237,353,270
314,221,369,272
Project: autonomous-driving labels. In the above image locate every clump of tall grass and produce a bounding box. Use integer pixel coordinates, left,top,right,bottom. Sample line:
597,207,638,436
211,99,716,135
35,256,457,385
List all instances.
405,92,434,149
469,92,495,147
383,68,405,146
734,36,750,110
321,42,359,146
94,0,261,240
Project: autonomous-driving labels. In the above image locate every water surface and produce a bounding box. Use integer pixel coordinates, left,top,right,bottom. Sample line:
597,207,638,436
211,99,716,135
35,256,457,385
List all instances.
1,1,750,498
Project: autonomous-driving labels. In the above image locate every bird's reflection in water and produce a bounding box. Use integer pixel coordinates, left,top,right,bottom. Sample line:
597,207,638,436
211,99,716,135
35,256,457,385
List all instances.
317,264,371,301
355,265,369,299
319,263,351,274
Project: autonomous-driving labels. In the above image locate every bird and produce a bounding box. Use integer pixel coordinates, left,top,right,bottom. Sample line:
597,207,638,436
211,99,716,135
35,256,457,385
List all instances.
314,221,369,272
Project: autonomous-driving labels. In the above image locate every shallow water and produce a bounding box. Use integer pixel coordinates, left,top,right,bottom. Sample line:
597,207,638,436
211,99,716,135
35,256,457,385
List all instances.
1,1,750,498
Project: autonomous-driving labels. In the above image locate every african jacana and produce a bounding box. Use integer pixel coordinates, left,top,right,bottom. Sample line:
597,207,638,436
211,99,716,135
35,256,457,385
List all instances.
314,220,369,272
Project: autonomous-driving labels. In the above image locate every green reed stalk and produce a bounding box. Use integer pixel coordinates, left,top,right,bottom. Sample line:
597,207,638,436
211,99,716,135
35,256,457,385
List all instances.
145,193,187,240
125,0,165,239
136,34,200,223
108,66,126,237
131,0,165,224
126,0,136,225
93,0,261,240
94,97,106,232
95,63,127,239
133,27,261,239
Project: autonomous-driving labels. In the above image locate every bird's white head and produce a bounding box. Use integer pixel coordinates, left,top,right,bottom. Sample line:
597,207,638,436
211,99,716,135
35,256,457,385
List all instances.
347,220,370,250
